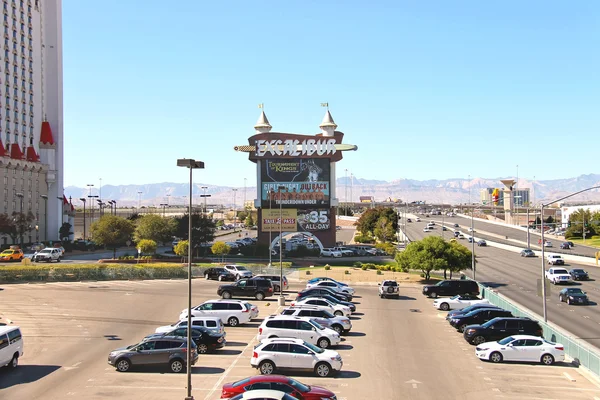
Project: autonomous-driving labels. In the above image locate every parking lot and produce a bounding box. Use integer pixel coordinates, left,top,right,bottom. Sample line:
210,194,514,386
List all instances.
2,278,600,399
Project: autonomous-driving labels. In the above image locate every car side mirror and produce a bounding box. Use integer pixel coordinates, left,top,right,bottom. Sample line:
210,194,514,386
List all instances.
507,343,513,347
307,351,315,355
136,348,142,352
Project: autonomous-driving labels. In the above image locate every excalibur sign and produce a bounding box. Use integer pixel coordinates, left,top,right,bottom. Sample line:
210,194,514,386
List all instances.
234,141,358,156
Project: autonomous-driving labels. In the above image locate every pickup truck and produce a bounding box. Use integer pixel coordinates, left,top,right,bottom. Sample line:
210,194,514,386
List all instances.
546,254,565,265
545,267,572,285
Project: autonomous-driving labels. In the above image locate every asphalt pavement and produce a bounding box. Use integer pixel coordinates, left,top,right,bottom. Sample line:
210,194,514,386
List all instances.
404,219,600,350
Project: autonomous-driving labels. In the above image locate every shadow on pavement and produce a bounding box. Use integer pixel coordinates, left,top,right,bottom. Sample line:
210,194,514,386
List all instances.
334,344,353,351
224,341,248,347
349,316,361,321
396,295,416,300
192,366,226,374
345,331,366,337
243,322,261,328
0,365,61,389
480,282,508,288
216,349,242,356
351,312,364,316
104,334,122,340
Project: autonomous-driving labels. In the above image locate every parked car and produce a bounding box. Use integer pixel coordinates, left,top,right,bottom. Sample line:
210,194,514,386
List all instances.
256,315,341,349
254,274,289,292
220,375,337,400
463,317,543,345
281,306,352,334
31,247,62,263
475,335,564,365
217,278,274,301
229,389,296,400
250,338,342,377
446,303,501,320
433,294,490,311
180,300,258,327
378,280,400,299
0,248,23,262
305,281,354,298
145,326,225,354
107,336,198,373
558,288,589,305
0,325,23,368
320,248,342,258
422,280,480,298
155,316,225,335
204,267,236,281
296,291,356,312
291,297,351,317
307,277,349,288
449,308,513,332
569,268,589,281
224,265,253,280
520,249,535,257
296,288,353,304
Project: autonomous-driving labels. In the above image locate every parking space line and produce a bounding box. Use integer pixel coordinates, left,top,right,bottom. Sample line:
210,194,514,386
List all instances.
563,372,576,382
510,385,600,392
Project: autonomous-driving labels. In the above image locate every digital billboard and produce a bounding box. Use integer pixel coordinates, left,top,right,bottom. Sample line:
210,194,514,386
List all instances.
262,209,298,232
261,158,330,208
297,209,331,232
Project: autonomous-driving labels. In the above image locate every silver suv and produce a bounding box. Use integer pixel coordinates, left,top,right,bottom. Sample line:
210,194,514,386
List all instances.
378,280,399,299
107,336,198,373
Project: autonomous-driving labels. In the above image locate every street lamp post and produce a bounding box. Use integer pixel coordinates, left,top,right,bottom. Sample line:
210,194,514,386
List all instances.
41,195,48,242
278,185,286,305
80,198,87,240
137,191,143,212
160,203,168,217
88,195,99,226
232,189,238,228
540,185,600,323
268,189,274,267
176,158,205,400
468,175,475,280
15,193,24,245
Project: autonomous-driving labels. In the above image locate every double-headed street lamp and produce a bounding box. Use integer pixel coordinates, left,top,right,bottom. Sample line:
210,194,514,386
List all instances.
160,203,168,217
176,158,205,400
540,185,600,323
88,194,99,225
80,198,87,240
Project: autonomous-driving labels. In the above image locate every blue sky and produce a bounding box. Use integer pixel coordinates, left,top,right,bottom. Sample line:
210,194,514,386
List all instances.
63,0,599,188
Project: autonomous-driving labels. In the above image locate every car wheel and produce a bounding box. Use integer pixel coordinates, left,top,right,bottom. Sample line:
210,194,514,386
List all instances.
430,292,438,298
459,324,468,333
116,358,131,372
318,337,330,349
228,317,239,327
541,354,555,365
473,336,486,345
236,274,240,280
255,292,265,301
332,324,343,334
205,273,209,280
559,295,563,302
197,343,208,354
440,302,450,311
259,360,275,375
170,358,184,373
315,362,332,377
9,354,18,368
567,298,571,305
334,310,343,316
222,291,232,299
490,351,503,363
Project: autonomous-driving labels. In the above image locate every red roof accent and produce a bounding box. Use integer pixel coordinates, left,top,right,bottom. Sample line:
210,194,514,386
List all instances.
26,146,40,162
63,195,69,205
10,143,24,160
0,139,7,157
40,121,55,145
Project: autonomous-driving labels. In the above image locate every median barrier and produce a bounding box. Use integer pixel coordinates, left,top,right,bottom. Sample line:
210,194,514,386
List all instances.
478,281,600,378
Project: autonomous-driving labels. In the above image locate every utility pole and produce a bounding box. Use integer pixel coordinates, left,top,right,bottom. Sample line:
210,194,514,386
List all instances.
243,178,247,213
137,191,142,211
232,189,238,228
344,168,348,216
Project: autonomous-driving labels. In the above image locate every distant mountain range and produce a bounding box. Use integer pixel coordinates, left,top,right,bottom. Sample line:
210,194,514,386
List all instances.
64,174,600,207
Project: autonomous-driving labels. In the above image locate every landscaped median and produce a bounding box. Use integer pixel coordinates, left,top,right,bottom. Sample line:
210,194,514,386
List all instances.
0,262,293,284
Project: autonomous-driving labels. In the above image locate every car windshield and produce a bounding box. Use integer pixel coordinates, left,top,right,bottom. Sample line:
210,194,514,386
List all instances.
287,378,310,393
384,281,398,286
497,336,515,345
303,341,324,353
572,269,585,273
39,250,51,254
322,310,335,318
450,295,461,300
554,269,568,274
309,320,325,330
567,288,584,294
482,318,500,328
236,267,248,271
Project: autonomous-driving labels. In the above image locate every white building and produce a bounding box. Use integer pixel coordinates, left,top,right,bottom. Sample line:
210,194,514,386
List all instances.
0,0,65,246
560,204,600,227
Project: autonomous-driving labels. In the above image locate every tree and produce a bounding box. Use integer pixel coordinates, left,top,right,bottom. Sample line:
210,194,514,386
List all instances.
59,222,73,242
90,215,135,259
174,213,216,253
211,241,231,261
373,216,395,243
245,214,254,228
12,211,35,245
174,240,189,262
566,208,598,239
338,206,354,216
137,239,157,255
134,214,177,244
237,210,248,223
355,207,398,242
395,236,472,280
0,213,17,243
545,216,554,224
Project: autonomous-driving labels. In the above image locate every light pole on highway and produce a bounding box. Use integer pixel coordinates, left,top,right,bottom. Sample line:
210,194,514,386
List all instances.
200,187,210,215
268,189,274,268
160,203,168,217
176,157,205,400
468,175,476,280
278,185,286,306
540,185,600,323
80,198,87,240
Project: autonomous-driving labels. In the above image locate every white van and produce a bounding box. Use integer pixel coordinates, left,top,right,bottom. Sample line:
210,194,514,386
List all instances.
155,316,224,335
0,325,23,368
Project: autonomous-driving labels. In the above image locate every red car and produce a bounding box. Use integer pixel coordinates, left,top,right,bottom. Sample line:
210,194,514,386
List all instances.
221,375,336,399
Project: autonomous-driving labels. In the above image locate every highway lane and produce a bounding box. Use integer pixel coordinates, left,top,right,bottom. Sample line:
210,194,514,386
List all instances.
405,220,600,349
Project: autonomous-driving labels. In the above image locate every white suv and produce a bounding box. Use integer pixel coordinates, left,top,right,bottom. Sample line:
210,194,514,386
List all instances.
320,248,342,258
257,315,341,349
155,316,225,335
31,248,62,263
224,265,253,280
378,280,400,299
281,306,352,334
291,297,351,317
305,280,355,296
251,338,343,377
179,299,257,327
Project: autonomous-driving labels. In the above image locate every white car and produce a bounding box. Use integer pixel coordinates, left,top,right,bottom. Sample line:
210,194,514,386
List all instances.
179,299,257,326
232,390,297,400
256,315,341,349
546,254,565,265
305,280,354,296
251,338,343,377
224,265,253,279
423,227,431,232
155,316,225,335
415,217,421,222
544,241,553,248
545,268,572,285
433,294,490,311
475,335,564,365
291,297,352,317
320,248,342,258
280,306,352,334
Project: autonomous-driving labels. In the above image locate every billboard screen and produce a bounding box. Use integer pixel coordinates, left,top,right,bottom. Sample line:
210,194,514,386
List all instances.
261,159,330,208
297,209,332,232
262,209,298,232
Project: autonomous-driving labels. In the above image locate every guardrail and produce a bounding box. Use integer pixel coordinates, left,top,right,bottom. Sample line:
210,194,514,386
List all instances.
478,282,600,377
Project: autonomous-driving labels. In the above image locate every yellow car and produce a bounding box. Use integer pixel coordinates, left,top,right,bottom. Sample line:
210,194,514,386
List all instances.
0,249,24,262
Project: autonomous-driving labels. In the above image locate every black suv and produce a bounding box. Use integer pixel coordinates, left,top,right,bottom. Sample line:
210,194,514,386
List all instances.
446,303,501,320
463,317,543,345
144,327,225,354
297,287,352,302
203,267,235,281
217,278,274,300
422,280,479,298
449,308,513,332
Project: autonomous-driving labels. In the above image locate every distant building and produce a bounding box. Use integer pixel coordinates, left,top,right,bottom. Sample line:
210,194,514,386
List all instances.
480,188,530,207
561,204,600,227
359,196,373,203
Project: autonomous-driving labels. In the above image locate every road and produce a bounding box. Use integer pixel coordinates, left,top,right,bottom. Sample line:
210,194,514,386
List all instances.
404,219,600,349
2,280,599,399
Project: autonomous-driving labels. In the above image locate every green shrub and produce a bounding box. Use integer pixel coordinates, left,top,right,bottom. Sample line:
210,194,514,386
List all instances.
345,270,350,275
305,270,311,275
365,263,377,270
376,270,383,275
354,234,375,244
324,265,331,270
361,265,368,271
353,261,363,268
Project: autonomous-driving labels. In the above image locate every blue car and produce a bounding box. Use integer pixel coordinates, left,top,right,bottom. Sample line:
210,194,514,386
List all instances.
307,277,348,287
